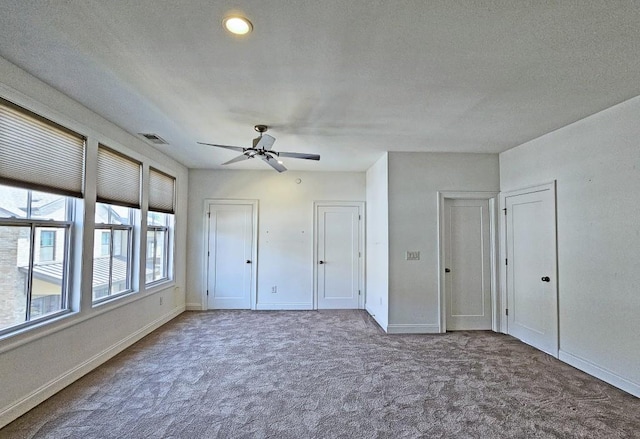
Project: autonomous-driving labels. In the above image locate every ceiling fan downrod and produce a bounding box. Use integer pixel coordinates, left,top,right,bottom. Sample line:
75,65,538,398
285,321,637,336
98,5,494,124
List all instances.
254,124,268,135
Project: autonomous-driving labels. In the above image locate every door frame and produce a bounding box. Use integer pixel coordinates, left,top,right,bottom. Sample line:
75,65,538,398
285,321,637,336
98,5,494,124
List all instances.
201,199,259,310
437,191,499,333
313,201,365,310
499,181,558,341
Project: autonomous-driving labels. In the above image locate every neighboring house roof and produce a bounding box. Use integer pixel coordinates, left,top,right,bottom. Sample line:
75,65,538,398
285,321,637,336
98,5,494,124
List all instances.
32,198,66,217
95,203,129,224
25,256,131,289
0,185,126,222
0,186,67,219
91,256,130,288
0,206,17,217
0,186,27,217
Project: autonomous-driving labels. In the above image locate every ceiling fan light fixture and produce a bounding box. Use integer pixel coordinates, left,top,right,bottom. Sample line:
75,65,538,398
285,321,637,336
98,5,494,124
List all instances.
223,15,253,35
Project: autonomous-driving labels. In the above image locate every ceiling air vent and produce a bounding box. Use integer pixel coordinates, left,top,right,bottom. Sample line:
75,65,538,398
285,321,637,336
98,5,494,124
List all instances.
139,133,168,145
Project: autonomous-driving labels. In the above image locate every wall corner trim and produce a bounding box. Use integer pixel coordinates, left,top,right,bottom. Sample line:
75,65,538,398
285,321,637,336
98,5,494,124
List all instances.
0,305,185,429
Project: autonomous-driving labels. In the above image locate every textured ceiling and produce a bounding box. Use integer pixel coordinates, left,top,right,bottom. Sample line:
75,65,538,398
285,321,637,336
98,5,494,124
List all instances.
1,1,639,171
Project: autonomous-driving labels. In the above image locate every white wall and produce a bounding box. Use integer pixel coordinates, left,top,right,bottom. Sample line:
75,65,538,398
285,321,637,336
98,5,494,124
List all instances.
365,153,389,329
387,152,500,333
0,57,188,427
186,170,365,310
500,95,640,396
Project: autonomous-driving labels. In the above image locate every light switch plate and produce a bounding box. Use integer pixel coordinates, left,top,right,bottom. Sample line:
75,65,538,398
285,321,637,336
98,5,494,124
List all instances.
406,251,420,261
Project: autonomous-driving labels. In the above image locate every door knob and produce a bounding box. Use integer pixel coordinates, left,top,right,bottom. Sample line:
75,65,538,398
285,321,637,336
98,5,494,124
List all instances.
246,260,251,264
319,260,325,264
445,268,451,273
541,276,550,282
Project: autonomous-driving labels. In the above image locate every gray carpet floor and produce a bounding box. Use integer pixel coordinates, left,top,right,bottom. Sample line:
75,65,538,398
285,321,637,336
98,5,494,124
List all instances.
1,310,638,438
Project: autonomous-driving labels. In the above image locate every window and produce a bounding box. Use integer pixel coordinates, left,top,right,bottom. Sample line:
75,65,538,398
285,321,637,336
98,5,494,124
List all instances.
100,231,110,256
0,98,84,334
0,185,72,333
92,145,141,303
146,168,175,285
93,204,135,301
146,212,172,283
39,230,56,262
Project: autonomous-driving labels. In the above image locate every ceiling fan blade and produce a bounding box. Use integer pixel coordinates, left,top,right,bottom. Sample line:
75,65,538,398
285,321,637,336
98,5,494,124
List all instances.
277,151,321,161
255,134,276,150
221,154,251,165
261,154,287,173
197,142,245,153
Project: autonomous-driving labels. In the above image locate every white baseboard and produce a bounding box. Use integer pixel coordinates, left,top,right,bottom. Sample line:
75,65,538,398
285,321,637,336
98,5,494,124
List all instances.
559,350,640,398
0,305,185,429
387,323,440,334
256,302,313,310
185,302,203,311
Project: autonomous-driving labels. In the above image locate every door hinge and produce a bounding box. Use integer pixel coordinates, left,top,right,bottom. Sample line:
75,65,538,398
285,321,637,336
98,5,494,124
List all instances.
359,214,361,220
505,258,508,265
208,251,210,257
207,212,211,218
206,290,209,296
503,208,507,215
505,308,509,316
358,290,361,296
359,251,361,258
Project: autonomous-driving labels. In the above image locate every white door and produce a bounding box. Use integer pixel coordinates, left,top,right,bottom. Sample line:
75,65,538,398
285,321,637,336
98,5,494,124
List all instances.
316,205,361,309
207,203,254,309
505,185,558,356
444,198,492,330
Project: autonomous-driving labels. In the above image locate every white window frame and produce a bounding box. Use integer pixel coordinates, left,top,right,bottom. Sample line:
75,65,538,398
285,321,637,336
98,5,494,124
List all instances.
92,205,135,304
145,212,172,286
0,191,73,335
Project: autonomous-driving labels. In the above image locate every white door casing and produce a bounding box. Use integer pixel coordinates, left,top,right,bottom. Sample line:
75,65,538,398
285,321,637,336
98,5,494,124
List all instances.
438,192,499,333
314,202,364,309
444,198,492,330
503,182,558,357
204,200,257,310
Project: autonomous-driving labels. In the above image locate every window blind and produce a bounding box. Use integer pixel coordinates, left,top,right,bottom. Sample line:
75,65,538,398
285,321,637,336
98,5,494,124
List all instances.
96,144,141,208
0,98,85,197
148,167,175,214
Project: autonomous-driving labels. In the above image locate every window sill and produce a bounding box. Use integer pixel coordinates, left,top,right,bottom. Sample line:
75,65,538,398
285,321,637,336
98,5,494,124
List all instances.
145,278,173,293
92,289,137,308
0,282,177,355
0,309,78,353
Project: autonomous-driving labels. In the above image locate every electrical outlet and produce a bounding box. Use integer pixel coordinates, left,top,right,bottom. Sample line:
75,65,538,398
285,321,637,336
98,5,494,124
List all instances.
406,251,420,261
271,286,277,294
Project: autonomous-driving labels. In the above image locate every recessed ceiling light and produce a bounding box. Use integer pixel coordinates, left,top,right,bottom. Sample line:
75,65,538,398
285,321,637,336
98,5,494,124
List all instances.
223,16,253,35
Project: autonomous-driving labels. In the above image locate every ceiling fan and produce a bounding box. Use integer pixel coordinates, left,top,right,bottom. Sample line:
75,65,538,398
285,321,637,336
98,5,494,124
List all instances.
198,125,320,173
